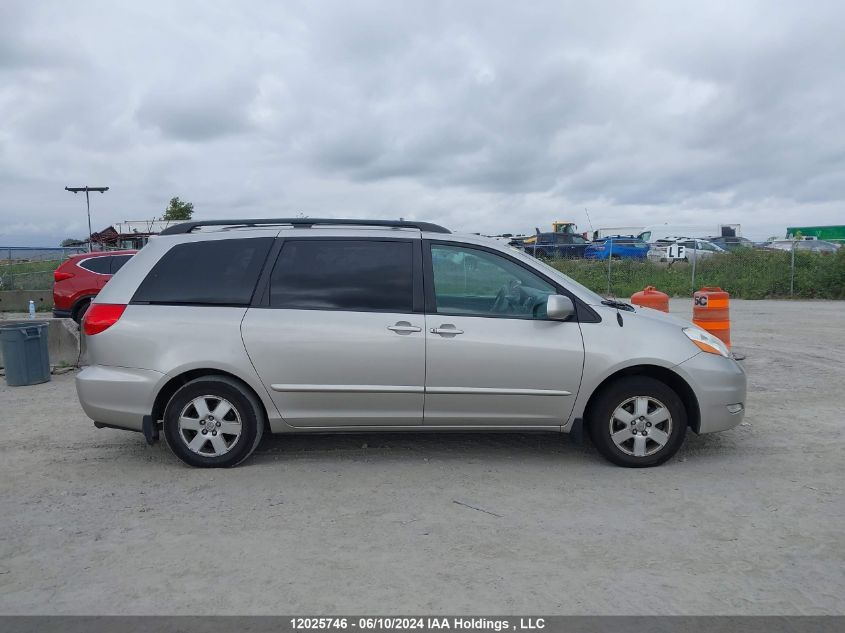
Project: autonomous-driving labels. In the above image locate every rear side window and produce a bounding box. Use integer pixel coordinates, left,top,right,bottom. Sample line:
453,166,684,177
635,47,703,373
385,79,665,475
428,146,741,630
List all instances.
78,256,111,274
109,255,133,274
614,239,646,248
270,240,413,312
132,238,273,305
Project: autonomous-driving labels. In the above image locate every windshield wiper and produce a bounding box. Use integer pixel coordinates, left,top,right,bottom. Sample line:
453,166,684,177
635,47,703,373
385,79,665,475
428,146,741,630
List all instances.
601,299,636,312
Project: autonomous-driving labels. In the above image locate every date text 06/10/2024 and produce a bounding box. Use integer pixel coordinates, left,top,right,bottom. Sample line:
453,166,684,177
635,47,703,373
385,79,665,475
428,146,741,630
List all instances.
290,618,546,631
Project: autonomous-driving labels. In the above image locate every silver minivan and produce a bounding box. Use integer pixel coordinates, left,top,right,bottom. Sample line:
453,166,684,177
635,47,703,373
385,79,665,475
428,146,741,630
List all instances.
76,218,746,468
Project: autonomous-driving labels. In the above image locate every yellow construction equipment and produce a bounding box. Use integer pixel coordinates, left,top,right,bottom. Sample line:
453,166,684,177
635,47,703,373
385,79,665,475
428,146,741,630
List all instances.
522,221,578,245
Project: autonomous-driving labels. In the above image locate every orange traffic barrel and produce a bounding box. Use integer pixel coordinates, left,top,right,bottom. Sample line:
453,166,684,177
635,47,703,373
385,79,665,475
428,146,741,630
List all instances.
693,287,731,348
631,286,669,312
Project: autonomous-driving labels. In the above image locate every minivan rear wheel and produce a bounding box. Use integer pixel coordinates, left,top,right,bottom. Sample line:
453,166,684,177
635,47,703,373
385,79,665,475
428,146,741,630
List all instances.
162,376,264,468
588,376,687,467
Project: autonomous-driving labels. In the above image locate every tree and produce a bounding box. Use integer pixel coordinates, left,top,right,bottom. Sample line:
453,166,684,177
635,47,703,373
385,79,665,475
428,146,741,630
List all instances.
162,196,194,221
61,238,86,247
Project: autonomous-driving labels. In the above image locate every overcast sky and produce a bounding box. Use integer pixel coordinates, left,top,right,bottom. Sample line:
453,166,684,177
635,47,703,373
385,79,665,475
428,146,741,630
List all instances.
1,1,844,245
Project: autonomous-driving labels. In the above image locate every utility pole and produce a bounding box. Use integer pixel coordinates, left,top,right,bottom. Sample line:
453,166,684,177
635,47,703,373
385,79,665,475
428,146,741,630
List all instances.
65,186,109,252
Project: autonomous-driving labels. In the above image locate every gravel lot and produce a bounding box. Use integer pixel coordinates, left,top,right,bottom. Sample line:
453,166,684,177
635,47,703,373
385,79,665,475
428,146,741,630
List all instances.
0,299,842,615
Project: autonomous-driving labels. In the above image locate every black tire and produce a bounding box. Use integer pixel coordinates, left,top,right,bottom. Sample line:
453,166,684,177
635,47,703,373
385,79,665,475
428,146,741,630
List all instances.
73,298,91,324
162,376,264,468
534,250,547,260
588,376,687,467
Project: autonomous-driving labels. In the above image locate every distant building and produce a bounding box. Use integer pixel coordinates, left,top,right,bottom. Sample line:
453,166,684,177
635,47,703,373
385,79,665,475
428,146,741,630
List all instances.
90,219,177,250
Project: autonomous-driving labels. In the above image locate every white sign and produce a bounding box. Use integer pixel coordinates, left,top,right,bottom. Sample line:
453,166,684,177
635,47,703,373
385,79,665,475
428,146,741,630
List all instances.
667,244,687,260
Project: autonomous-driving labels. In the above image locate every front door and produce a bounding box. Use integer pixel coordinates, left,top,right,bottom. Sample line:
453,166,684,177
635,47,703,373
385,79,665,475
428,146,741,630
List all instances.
242,238,425,427
423,242,584,427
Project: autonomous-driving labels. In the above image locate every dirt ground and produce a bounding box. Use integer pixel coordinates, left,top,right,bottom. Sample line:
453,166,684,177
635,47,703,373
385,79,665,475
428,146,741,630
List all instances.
0,299,842,615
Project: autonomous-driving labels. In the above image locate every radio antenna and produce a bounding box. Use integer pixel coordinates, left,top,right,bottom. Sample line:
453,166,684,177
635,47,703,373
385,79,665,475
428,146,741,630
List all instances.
584,208,595,233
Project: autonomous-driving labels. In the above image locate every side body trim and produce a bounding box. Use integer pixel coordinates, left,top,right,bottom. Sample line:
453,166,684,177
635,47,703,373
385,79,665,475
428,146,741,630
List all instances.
271,384,570,396
426,386,572,396
271,384,424,394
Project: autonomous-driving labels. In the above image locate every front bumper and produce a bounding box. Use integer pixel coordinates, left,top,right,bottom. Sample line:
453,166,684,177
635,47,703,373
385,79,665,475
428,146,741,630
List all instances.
76,365,165,432
675,352,747,433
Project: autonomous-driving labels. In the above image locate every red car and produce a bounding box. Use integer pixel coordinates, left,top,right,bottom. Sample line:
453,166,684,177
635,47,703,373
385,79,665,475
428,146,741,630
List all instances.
53,250,137,322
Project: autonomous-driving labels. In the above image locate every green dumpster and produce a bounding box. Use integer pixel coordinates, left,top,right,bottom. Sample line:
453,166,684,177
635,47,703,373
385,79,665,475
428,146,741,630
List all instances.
0,322,51,386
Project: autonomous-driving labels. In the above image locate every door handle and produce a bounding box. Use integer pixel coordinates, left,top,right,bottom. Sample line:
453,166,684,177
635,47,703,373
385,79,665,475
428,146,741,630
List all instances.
387,322,422,334
430,325,464,336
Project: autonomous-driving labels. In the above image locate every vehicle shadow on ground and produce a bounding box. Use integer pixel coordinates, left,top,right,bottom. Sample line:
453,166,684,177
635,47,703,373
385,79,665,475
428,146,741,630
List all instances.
106,427,733,468
250,431,599,464
247,429,733,464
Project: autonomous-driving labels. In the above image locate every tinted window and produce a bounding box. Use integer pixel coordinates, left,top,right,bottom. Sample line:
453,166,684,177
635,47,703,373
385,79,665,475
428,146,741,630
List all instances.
133,238,273,305
79,256,111,274
556,235,585,244
109,255,133,274
270,240,413,312
431,244,556,319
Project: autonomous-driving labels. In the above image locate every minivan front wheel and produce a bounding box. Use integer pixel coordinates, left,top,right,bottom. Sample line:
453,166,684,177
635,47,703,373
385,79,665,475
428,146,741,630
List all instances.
162,376,264,468
589,376,687,467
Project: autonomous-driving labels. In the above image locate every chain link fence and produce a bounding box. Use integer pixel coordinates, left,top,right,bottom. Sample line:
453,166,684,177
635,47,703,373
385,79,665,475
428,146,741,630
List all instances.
549,246,845,300
0,247,88,291
2,243,843,300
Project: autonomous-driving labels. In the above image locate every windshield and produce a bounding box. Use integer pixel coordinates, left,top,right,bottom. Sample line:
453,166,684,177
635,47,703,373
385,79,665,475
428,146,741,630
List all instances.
509,247,606,304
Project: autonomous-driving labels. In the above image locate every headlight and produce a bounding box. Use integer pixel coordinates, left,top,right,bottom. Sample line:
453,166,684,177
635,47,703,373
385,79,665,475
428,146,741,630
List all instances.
683,327,731,358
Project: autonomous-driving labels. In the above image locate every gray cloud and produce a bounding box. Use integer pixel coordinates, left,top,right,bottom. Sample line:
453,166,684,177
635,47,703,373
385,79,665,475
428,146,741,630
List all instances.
137,80,256,141
1,0,844,245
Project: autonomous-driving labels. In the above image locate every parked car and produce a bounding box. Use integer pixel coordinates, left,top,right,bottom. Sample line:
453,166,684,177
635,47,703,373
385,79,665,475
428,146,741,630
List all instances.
521,232,590,259
76,218,746,469
759,239,840,253
649,237,726,262
637,225,716,244
53,250,137,322
707,236,754,251
584,236,649,260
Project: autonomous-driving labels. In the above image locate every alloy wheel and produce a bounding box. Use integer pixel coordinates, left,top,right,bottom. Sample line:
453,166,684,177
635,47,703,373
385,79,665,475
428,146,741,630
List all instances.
177,395,242,457
608,395,673,457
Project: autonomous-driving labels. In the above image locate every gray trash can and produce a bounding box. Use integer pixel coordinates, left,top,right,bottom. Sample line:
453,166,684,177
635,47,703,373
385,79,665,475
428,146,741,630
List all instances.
0,322,51,386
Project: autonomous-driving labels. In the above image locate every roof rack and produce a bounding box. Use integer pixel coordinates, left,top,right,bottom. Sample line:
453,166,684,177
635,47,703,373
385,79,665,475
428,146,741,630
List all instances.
159,218,451,235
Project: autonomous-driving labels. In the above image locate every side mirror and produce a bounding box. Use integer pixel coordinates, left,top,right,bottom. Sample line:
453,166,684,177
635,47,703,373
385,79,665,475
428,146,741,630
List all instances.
546,294,575,320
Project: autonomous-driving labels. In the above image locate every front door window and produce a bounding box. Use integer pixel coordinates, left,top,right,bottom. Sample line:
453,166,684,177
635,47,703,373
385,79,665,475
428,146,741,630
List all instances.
430,244,556,319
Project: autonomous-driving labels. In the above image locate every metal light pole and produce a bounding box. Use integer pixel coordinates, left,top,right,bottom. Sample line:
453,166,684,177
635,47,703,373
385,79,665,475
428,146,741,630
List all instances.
691,243,697,293
65,186,109,252
790,239,796,296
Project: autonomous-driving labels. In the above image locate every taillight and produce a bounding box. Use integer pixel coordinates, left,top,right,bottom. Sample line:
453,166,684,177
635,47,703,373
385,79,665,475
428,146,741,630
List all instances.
83,304,126,336
54,270,74,282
